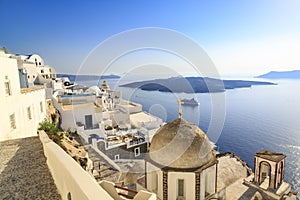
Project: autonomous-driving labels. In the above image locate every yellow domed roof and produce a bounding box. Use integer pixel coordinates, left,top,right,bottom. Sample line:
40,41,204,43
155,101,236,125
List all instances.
149,118,215,169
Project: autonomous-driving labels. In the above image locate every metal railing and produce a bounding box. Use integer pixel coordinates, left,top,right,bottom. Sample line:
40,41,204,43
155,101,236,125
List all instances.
114,185,138,199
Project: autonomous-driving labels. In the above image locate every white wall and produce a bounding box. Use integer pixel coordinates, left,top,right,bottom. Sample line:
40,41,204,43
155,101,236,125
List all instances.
25,54,44,66
145,162,217,200
130,112,163,130
59,108,77,130
254,156,282,189
0,56,46,141
146,162,160,193
145,163,166,200
198,164,217,199
118,100,143,114
37,66,56,79
17,54,56,84
39,131,114,200
22,62,39,84
156,170,163,199
58,104,104,131
111,110,130,127
82,128,106,139
168,171,196,200
147,168,197,200
54,99,106,139
205,164,217,195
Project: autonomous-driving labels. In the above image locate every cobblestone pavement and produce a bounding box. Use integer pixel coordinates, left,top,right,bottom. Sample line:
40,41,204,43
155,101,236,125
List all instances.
0,137,61,200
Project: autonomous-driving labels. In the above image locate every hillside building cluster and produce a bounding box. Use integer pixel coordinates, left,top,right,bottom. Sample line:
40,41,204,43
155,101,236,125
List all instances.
0,48,297,200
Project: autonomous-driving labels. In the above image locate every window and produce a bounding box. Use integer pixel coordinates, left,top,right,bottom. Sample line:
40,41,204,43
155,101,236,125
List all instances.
41,69,44,73
114,154,120,160
10,114,16,130
4,80,11,96
27,106,32,120
40,102,43,113
134,147,140,157
178,179,184,197
28,75,30,79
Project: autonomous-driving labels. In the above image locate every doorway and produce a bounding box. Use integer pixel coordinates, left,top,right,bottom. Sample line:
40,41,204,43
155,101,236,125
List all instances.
85,115,93,129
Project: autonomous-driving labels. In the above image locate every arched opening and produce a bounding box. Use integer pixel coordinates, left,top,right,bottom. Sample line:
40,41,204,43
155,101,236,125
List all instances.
278,161,284,185
67,192,72,200
259,161,271,187
88,134,99,145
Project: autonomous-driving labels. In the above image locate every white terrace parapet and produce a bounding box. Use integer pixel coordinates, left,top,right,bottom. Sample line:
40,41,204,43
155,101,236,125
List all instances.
57,94,95,105
130,111,163,130
118,100,143,114
77,124,105,138
100,180,156,200
39,131,114,200
20,86,45,94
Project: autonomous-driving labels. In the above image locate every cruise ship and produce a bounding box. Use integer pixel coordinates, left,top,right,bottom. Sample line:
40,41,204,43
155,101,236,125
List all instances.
182,98,199,106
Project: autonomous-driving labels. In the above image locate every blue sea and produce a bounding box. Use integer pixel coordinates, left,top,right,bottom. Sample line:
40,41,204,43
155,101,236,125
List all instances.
78,78,300,197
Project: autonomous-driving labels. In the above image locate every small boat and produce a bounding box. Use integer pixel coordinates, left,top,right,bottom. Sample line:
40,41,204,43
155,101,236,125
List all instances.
182,98,199,106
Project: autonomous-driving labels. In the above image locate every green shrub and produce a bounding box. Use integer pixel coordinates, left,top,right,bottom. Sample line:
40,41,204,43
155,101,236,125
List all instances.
39,120,63,145
131,124,137,129
38,120,60,134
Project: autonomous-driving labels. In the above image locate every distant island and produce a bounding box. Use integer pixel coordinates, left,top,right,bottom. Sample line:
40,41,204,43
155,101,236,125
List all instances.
120,76,275,93
56,74,120,82
256,70,300,79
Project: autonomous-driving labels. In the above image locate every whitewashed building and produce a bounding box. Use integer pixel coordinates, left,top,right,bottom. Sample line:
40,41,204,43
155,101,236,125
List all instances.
16,53,56,85
139,117,218,200
0,48,46,141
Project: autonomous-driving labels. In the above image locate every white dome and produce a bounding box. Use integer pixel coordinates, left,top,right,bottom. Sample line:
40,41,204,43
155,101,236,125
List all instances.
86,86,101,96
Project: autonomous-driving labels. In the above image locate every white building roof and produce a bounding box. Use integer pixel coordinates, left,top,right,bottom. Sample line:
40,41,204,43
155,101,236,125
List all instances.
130,112,159,123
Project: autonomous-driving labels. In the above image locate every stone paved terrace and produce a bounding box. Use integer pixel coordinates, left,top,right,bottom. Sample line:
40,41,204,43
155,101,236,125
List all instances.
0,137,61,199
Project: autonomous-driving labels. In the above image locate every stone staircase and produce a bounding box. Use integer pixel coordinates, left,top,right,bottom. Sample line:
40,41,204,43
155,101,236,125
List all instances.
84,145,121,183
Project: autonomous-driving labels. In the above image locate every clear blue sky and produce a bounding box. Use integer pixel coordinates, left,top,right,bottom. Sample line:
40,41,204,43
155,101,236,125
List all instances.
1,0,300,76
